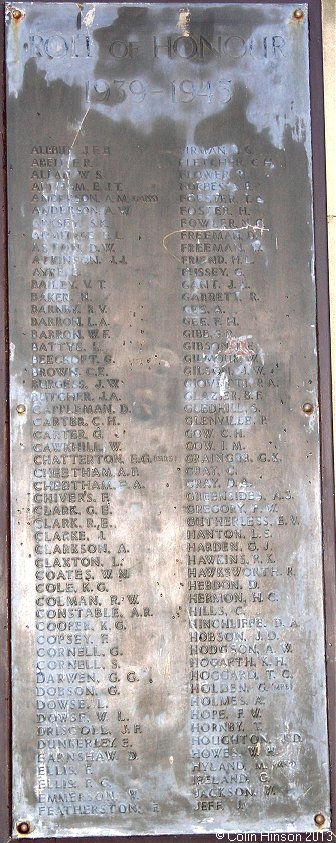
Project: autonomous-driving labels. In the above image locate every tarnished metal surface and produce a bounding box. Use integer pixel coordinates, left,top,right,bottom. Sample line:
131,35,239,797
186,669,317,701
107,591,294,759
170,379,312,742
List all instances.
322,0,336,502
6,2,330,836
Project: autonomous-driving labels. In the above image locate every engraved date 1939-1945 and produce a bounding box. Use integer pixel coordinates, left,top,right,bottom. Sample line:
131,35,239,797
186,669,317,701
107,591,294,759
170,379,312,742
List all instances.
85,78,232,104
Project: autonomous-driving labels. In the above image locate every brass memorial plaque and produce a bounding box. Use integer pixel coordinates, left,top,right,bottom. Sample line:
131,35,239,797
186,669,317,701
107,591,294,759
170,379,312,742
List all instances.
6,2,331,836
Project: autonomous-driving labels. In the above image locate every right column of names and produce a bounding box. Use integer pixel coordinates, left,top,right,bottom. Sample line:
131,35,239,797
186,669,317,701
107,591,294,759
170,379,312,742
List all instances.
178,143,300,815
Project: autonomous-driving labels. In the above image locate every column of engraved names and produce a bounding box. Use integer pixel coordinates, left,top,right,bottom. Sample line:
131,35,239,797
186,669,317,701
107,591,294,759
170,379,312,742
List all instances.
30,143,146,820
179,145,300,814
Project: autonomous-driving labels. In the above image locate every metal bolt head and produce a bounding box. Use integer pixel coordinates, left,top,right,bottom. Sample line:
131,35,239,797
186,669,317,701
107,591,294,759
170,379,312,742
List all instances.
302,401,314,415
293,8,304,20
314,813,326,827
16,822,30,835
12,9,23,20
16,404,26,415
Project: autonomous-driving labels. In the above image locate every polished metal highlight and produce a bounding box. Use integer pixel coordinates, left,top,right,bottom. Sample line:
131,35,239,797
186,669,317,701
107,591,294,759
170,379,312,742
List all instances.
6,2,331,836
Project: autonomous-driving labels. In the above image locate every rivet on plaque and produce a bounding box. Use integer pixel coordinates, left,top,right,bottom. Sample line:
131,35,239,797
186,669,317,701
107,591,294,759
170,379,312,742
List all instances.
16,404,26,415
16,822,30,835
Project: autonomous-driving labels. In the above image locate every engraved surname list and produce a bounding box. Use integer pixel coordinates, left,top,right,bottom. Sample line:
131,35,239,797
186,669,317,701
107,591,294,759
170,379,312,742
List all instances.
6,3,330,836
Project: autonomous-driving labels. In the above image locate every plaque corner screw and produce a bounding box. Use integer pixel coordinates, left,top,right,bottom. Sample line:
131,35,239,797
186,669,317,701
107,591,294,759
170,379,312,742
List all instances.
293,8,304,20
16,821,31,835
314,813,326,828
11,8,24,21
16,403,26,415
302,401,314,415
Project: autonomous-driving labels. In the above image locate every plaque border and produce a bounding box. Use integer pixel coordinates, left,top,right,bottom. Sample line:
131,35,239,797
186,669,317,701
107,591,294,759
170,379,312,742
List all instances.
0,2,12,842
322,0,336,553
0,1,335,841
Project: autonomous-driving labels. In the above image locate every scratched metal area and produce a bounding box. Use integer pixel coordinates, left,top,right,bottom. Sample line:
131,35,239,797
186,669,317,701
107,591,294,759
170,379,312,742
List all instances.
6,2,330,837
